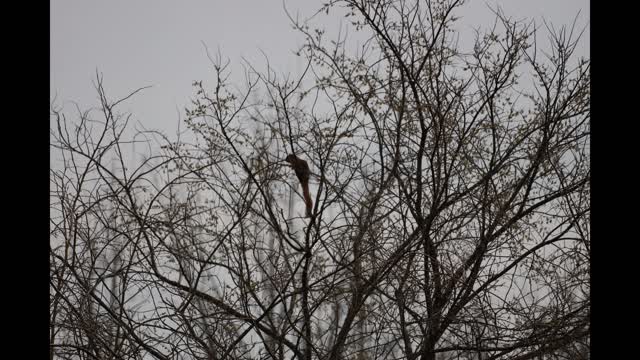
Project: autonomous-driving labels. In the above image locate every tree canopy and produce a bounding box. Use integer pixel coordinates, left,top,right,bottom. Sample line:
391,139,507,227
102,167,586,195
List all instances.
50,1,590,359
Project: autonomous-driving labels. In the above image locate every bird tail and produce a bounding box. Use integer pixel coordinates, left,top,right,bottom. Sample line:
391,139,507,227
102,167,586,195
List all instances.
302,181,313,218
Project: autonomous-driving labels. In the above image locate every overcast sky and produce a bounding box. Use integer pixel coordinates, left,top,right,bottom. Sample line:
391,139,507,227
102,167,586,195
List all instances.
50,0,589,135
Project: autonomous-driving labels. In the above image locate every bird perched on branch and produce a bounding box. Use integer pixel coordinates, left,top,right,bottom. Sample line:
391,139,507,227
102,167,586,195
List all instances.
285,154,313,218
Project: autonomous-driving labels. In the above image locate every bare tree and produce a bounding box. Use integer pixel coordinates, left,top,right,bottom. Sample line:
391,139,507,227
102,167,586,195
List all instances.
50,1,589,359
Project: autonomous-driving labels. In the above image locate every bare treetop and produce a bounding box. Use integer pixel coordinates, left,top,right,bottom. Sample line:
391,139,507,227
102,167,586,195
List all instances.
50,1,589,359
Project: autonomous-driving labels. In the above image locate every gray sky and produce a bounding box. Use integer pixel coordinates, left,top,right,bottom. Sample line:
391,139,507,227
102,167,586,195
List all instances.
50,0,589,134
